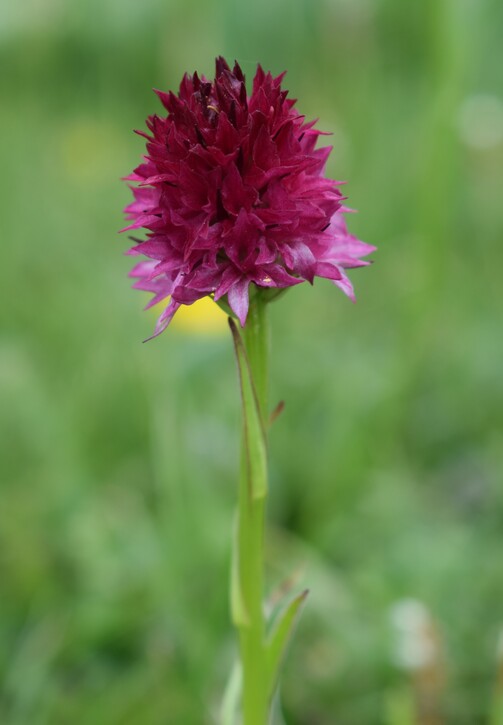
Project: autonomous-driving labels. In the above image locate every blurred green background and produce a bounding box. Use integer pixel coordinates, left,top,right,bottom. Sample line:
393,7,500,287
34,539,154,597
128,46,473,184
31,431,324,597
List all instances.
1,0,503,723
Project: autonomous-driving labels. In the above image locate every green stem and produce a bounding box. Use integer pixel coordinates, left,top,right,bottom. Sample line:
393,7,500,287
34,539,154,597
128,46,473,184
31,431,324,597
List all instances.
242,298,269,419
237,297,270,725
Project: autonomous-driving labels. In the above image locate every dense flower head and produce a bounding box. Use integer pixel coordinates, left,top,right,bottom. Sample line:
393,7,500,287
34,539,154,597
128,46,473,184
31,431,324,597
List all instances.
122,57,375,337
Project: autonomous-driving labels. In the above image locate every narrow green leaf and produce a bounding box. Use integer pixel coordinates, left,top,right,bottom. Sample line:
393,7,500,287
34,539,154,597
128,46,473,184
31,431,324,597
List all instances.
229,318,267,500
220,659,242,725
266,589,309,693
230,513,249,628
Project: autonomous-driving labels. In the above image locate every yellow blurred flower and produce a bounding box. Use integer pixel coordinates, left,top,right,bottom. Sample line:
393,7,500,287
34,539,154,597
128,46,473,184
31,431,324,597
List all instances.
151,295,227,336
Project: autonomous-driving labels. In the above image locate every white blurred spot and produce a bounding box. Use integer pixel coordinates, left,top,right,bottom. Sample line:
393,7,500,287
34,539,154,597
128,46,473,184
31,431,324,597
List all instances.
496,627,503,662
390,598,429,630
389,598,437,671
0,0,63,38
323,0,375,23
457,94,503,150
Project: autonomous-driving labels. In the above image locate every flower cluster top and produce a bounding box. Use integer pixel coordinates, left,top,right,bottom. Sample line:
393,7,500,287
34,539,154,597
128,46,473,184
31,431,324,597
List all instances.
122,57,375,337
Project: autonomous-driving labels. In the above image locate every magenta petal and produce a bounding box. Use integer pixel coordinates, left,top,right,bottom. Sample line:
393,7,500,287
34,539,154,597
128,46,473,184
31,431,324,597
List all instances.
335,235,376,258
331,255,371,269
128,260,158,279
315,262,343,281
262,264,303,287
129,260,175,310
214,266,241,301
254,238,277,265
283,241,317,282
171,286,205,304
120,214,161,233
139,174,177,186
228,278,250,327
144,299,181,341
221,163,258,215
128,239,169,260
334,270,356,302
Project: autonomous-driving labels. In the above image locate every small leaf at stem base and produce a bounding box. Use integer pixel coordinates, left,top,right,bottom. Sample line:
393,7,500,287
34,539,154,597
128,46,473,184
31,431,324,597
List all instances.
220,659,242,725
266,589,309,695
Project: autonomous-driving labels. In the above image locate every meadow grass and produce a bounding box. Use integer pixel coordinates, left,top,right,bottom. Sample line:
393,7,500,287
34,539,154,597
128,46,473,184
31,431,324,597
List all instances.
1,0,503,722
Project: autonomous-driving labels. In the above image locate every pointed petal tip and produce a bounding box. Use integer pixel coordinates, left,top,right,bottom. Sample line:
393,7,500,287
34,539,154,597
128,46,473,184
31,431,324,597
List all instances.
227,279,250,328
270,400,285,426
142,331,159,343
215,56,231,77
